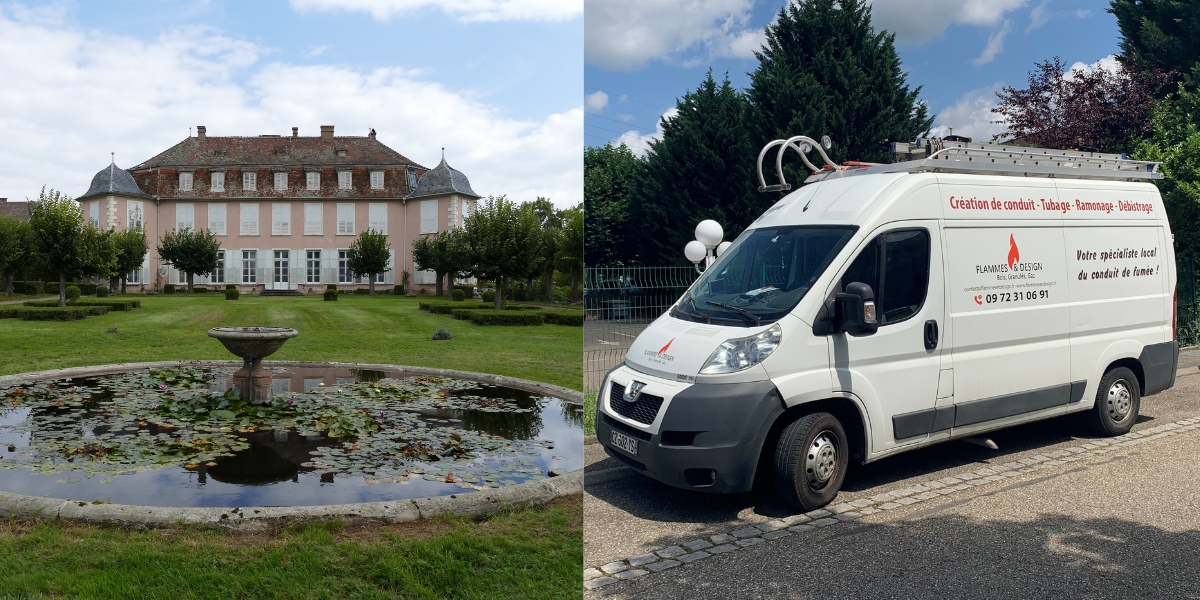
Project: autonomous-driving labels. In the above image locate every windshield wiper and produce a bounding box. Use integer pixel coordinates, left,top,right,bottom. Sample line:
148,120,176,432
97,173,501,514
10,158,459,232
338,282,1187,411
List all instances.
687,294,711,324
706,301,761,326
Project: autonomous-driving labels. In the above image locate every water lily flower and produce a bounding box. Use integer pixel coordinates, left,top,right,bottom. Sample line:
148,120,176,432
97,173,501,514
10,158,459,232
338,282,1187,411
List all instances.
159,384,167,390
151,404,158,409
287,399,294,404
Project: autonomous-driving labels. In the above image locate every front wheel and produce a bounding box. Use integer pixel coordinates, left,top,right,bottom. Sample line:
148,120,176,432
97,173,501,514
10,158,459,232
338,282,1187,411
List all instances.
1087,366,1141,436
774,412,849,511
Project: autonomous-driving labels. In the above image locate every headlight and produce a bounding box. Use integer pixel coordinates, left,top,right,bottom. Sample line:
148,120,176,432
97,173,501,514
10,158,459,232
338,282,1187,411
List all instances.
699,324,782,374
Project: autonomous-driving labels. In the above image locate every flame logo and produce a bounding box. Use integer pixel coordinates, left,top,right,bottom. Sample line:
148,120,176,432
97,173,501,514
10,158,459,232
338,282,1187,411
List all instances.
1007,234,1020,270
657,339,674,356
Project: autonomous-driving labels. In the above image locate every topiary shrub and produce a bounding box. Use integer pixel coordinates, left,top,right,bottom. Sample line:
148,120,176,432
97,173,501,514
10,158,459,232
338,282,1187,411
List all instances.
393,285,405,295
482,290,495,304
323,290,338,301
432,328,452,340
354,288,369,295
65,285,80,301
225,288,240,300
95,286,110,298
164,284,176,294
226,283,236,290
327,284,337,291
451,289,465,301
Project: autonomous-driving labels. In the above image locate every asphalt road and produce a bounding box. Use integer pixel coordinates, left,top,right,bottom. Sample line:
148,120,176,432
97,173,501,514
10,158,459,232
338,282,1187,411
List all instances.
585,351,1200,598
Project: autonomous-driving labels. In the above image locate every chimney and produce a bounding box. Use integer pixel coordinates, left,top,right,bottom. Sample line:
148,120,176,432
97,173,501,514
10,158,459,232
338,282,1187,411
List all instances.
292,127,298,137
368,128,376,140
320,125,334,139
197,125,206,140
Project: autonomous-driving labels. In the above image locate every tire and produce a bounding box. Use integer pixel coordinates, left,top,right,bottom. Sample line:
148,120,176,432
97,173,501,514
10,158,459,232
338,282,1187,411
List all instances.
774,412,849,511
1087,366,1141,436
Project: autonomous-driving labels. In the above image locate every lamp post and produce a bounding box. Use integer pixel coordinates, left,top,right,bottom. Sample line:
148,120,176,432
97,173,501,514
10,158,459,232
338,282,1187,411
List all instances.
685,219,728,273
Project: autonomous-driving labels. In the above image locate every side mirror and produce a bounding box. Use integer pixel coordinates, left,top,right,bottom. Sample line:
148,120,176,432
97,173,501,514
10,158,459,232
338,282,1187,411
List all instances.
835,282,878,336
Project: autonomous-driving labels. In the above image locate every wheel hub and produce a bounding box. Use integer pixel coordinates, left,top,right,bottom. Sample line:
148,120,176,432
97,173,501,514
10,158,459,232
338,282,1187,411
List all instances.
805,432,837,488
1107,380,1132,421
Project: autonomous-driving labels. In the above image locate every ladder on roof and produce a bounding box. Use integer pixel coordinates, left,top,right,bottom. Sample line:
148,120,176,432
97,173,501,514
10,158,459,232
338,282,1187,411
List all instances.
756,136,1164,192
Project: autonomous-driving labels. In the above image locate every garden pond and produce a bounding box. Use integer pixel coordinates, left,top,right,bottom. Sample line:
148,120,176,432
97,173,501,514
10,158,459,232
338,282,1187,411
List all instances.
0,366,582,507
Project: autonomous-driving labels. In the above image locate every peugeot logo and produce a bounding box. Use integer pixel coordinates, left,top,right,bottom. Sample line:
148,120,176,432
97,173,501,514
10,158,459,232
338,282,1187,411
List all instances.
624,381,647,403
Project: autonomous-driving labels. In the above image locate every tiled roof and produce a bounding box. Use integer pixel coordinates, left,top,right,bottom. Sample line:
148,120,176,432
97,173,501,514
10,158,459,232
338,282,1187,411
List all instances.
77,163,155,202
130,133,427,171
406,157,480,199
0,199,29,221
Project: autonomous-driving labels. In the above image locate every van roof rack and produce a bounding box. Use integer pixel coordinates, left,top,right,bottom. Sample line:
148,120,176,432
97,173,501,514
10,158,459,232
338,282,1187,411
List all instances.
756,137,1163,192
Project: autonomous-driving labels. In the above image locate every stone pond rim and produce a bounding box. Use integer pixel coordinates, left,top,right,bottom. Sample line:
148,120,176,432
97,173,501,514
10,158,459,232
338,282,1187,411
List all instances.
0,360,583,531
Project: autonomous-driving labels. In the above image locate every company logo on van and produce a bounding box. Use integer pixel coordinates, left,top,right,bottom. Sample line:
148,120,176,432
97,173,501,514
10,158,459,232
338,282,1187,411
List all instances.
1007,235,1020,269
974,234,1043,275
642,338,676,365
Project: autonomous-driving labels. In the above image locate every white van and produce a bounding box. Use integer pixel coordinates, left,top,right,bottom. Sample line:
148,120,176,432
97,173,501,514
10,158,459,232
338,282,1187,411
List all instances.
596,138,1179,510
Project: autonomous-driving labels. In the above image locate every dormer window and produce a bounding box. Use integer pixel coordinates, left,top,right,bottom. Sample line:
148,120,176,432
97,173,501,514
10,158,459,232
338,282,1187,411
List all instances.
179,172,193,191
338,171,352,189
213,148,227,157
243,172,256,190
306,171,320,190
211,172,225,192
274,172,288,191
337,149,348,157
370,171,384,189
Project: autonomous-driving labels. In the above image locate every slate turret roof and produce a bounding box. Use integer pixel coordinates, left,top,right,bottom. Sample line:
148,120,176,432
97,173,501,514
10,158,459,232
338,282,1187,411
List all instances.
406,156,480,199
77,162,155,202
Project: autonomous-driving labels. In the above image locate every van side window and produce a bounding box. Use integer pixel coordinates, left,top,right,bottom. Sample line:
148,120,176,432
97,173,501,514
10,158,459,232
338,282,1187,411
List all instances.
840,229,930,325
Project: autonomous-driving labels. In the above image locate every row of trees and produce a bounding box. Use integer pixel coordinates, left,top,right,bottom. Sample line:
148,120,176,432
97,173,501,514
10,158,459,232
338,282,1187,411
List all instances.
0,188,148,306
412,196,584,308
587,0,1200,265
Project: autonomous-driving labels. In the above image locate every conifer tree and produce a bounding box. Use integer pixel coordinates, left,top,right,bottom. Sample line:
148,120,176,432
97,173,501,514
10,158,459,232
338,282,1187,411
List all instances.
1110,0,1200,86
584,143,640,267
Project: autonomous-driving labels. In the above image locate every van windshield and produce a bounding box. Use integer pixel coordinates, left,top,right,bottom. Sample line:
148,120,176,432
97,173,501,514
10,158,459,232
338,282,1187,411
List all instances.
673,226,856,327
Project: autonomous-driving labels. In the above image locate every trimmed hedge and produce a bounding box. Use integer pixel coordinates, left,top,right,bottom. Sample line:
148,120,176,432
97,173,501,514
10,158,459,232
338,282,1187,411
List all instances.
95,286,110,298
354,288,369,295
24,299,140,311
25,281,45,295
465,311,544,326
76,283,97,296
481,290,495,304
164,284,176,294
0,306,109,321
543,312,584,326
503,304,542,311
192,286,209,293
323,290,338,301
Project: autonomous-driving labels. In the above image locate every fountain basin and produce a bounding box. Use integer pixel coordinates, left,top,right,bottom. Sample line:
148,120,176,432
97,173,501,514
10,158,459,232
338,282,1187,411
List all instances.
208,327,298,403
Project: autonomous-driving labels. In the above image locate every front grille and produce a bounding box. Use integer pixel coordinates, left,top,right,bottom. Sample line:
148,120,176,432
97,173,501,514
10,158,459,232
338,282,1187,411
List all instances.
609,383,664,425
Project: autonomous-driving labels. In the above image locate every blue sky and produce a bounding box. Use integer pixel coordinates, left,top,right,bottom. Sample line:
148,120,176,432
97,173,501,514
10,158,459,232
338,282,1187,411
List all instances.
584,0,1119,154
0,0,583,206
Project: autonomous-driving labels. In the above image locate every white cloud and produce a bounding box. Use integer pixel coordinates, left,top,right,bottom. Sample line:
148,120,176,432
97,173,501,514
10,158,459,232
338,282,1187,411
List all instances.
288,0,580,22
585,0,759,70
616,114,634,122
928,84,1009,142
585,90,609,112
306,44,331,57
972,19,1011,66
1075,9,1091,18
1026,0,1049,33
612,108,677,156
0,6,581,208
867,0,1026,45
1066,54,1119,80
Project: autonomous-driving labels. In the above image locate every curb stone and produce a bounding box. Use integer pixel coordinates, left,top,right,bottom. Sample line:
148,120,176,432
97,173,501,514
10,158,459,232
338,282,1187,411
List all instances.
584,414,1200,588
0,361,583,530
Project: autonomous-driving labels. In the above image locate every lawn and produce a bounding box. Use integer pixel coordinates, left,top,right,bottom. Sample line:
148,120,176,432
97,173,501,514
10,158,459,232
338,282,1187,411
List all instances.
0,294,581,391
0,292,583,599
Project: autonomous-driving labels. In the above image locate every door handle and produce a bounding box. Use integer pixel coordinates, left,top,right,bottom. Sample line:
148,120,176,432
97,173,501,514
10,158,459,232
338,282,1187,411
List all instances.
924,320,939,350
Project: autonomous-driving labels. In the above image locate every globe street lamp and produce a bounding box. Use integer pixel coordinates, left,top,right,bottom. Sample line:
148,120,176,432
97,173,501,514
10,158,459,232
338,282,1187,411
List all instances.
685,219,725,273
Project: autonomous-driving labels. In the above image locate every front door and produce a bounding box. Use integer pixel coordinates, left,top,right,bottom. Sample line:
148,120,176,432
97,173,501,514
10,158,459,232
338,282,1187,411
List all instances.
273,250,289,290
828,220,948,456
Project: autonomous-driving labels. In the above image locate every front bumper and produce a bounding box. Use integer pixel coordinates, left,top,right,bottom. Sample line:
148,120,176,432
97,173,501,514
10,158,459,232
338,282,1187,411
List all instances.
596,367,784,494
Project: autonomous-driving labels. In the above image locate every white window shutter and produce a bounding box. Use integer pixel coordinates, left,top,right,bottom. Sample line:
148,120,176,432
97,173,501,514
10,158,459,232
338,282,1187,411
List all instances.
386,250,395,285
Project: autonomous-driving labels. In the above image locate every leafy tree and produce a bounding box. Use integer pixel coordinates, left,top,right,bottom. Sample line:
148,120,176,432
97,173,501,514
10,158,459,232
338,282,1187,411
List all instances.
156,227,222,293
557,204,584,302
1133,85,1200,262
412,229,469,296
80,225,119,293
114,227,148,294
992,56,1167,153
0,216,31,296
347,230,390,295
462,195,542,309
1110,0,1200,86
520,199,561,294
748,0,932,166
631,72,760,265
27,187,86,306
584,143,640,267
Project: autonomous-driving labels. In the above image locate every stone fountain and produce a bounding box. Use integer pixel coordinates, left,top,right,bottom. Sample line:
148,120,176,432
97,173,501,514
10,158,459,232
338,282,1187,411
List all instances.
207,327,299,403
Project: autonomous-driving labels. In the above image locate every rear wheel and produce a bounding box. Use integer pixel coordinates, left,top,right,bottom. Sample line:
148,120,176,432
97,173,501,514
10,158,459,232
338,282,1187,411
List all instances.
774,412,848,511
1087,366,1140,436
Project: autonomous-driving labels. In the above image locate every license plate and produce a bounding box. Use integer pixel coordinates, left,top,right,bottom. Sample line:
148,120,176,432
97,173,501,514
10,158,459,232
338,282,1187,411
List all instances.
609,429,639,457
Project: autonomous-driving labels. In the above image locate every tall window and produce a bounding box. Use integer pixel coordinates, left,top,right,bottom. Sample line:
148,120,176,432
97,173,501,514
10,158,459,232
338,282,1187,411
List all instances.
274,172,288,191
306,172,320,190
211,172,225,192
370,171,384,189
338,249,351,283
127,201,143,230
128,264,141,284
306,250,321,283
213,250,225,284
176,203,194,230
368,203,386,234
243,172,257,190
338,171,352,189
272,203,290,235
209,203,226,235
420,199,437,234
240,203,259,235
179,172,193,190
304,203,322,235
242,250,257,283
90,202,99,227
337,203,354,235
